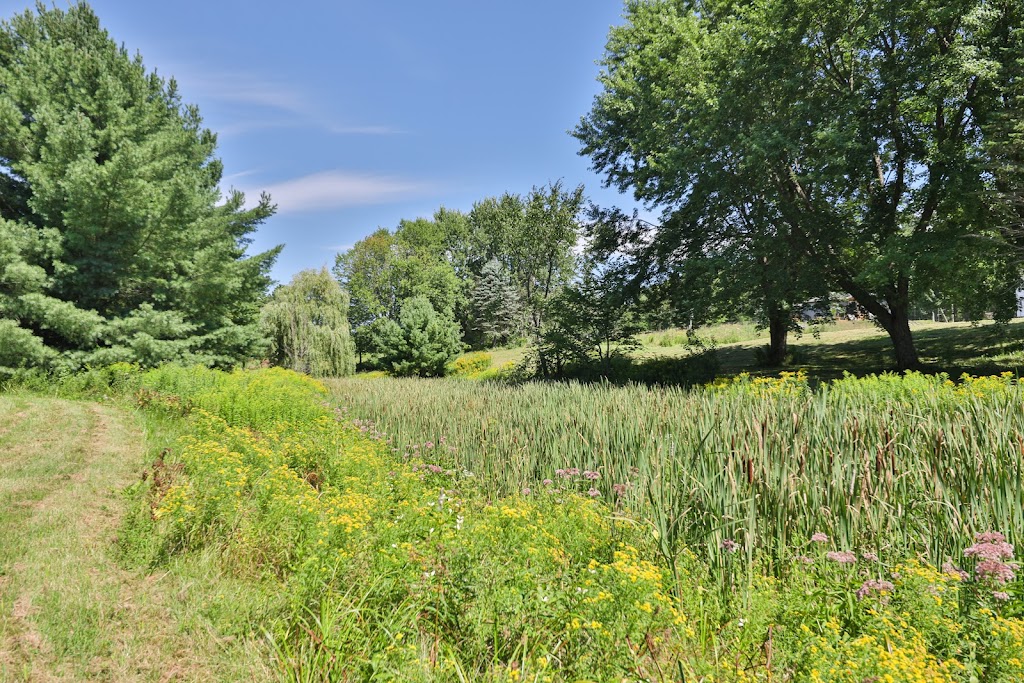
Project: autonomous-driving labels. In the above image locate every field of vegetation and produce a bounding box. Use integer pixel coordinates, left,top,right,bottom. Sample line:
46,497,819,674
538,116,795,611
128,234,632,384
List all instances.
3,364,1024,681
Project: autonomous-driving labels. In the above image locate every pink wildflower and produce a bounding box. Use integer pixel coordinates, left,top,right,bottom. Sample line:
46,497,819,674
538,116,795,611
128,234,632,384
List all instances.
587,488,600,498
826,551,857,565
942,561,970,581
810,532,829,543
976,559,1017,584
721,539,740,553
975,531,1007,543
583,470,600,480
566,467,581,477
993,591,1011,602
542,479,553,487
856,579,895,601
862,552,879,562
522,487,531,496
965,541,1014,561
612,483,628,497
426,464,443,474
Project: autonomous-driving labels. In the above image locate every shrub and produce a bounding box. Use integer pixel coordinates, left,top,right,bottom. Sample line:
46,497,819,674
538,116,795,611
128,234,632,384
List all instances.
451,351,493,377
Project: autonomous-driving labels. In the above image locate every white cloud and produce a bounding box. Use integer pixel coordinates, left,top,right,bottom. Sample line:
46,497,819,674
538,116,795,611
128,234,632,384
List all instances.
239,171,435,214
323,243,354,253
167,67,401,138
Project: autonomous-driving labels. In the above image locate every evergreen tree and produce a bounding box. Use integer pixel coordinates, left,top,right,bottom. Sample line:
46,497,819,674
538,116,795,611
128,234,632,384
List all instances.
0,2,279,374
470,259,520,347
260,269,355,378
373,296,462,377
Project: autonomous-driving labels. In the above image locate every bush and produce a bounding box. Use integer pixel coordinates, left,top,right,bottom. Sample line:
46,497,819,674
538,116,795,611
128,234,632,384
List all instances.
451,351,493,377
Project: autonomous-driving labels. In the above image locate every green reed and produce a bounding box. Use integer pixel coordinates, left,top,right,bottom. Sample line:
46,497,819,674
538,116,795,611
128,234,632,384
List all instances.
327,372,1023,567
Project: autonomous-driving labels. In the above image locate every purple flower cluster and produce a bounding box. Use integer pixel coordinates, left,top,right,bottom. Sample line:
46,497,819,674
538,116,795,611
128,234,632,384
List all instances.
856,579,895,601
965,533,1014,561
967,531,1018,585
410,463,445,475
810,532,829,543
826,551,857,565
976,559,1017,584
721,539,740,553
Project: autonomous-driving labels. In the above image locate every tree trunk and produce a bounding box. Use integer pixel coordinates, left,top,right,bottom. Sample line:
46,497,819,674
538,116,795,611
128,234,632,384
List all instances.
765,308,789,366
883,307,920,372
837,275,921,372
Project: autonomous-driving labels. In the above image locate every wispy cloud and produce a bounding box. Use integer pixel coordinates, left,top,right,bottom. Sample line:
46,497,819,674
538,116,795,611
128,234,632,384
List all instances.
240,170,435,214
221,168,264,184
168,67,401,138
323,243,354,253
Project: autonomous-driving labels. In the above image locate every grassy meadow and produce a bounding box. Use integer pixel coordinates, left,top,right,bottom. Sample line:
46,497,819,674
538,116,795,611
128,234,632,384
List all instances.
2,326,1024,680
478,319,1024,380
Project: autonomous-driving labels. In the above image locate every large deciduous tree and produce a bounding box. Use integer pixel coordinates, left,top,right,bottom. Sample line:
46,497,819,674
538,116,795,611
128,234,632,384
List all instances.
576,0,1024,371
0,3,280,374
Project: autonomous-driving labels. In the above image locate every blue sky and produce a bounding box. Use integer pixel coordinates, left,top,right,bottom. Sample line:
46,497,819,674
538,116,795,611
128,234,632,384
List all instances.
33,0,644,283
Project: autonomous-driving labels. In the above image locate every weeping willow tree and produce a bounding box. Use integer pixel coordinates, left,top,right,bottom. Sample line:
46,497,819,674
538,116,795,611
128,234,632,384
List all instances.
260,269,356,377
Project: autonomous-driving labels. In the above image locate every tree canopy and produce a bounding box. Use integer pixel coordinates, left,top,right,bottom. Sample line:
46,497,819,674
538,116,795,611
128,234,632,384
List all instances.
260,268,355,378
576,0,1024,370
0,2,279,375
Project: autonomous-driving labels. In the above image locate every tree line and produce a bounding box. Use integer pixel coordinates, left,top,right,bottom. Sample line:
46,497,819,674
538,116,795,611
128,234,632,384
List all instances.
3,1,1021,380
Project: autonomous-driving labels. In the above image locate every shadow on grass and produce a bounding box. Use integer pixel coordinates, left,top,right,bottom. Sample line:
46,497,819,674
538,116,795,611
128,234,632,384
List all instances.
716,320,1024,383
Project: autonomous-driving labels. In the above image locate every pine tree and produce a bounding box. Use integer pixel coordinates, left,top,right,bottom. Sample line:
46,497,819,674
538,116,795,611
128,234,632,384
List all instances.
373,296,462,377
260,269,356,378
470,259,520,347
0,2,280,374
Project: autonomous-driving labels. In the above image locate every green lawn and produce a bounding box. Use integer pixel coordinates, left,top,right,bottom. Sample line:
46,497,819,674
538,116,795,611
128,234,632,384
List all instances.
459,319,1024,381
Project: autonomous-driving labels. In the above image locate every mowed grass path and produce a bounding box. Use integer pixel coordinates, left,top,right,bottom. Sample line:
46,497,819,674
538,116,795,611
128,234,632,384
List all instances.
0,397,268,682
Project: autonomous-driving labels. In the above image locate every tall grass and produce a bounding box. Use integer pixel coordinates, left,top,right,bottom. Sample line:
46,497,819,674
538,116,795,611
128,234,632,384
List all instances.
328,371,1024,566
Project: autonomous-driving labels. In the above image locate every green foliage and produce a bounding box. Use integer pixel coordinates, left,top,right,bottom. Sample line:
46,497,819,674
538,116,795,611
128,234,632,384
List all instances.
330,370,1023,567
0,3,279,374
15,363,1022,680
372,296,463,377
538,258,642,376
333,213,465,334
260,268,356,378
576,0,1024,371
468,183,585,359
469,258,520,347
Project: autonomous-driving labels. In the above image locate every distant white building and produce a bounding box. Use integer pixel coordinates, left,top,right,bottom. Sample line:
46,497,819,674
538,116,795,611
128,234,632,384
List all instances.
1018,289,1024,317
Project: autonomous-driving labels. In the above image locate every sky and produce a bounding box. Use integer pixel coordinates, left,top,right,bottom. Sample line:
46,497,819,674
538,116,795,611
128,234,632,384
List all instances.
10,1,648,283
